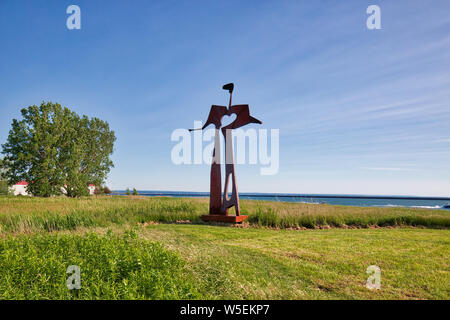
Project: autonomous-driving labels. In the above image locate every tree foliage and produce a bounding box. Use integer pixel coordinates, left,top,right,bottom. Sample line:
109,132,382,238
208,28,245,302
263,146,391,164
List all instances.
0,180,8,196
1,102,116,197
103,186,112,195
94,186,112,196
0,159,9,195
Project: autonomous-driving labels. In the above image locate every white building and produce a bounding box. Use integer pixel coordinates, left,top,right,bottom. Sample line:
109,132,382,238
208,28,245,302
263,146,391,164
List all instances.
9,180,31,196
10,182,96,196
88,184,96,195
61,184,96,196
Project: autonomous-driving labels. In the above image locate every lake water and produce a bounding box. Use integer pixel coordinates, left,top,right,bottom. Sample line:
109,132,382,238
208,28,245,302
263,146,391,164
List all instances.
113,191,450,210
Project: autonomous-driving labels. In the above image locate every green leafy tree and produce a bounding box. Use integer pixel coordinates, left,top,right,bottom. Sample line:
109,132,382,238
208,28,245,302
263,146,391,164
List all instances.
126,188,131,196
0,159,9,195
132,188,139,196
94,186,104,195
0,181,8,195
1,102,116,197
94,186,112,195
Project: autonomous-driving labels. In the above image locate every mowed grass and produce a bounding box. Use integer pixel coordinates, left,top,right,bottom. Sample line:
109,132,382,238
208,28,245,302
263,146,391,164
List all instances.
0,196,448,299
0,195,449,233
140,224,450,300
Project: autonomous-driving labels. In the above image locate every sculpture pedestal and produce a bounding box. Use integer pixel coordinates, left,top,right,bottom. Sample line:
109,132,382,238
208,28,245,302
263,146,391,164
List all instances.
201,215,249,224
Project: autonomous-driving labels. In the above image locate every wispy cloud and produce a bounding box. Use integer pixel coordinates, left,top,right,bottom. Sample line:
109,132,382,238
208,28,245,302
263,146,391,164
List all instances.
432,138,450,143
359,167,418,172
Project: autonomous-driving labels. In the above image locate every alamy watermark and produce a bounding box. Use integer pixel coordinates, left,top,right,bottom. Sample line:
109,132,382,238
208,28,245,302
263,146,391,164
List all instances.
66,5,81,30
366,5,381,30
171,121,279,175
366,265,381,290
65,5,381,31
67,265,81,290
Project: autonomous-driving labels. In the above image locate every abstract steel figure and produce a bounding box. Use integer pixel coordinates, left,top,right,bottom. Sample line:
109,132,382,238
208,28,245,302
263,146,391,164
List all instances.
190,83,262,223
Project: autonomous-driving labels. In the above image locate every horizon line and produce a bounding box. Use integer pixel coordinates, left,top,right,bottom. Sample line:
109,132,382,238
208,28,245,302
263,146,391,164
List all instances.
111,190,450,201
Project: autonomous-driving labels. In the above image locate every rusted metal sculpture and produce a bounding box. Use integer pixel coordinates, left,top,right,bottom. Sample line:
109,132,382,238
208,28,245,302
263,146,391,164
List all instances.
190,83,262,223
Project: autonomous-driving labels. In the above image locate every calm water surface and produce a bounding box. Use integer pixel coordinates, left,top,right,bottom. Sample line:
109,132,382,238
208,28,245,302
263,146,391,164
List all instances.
114,191,450,210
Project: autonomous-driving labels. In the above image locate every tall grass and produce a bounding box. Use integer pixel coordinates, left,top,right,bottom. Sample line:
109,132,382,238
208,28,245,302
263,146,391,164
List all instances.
249,203,450,229
0,196,204,234
0,196,448,234
0,232,200,299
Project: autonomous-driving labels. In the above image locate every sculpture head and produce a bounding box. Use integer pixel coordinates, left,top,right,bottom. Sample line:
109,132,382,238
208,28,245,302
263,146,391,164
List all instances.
222,83,234,94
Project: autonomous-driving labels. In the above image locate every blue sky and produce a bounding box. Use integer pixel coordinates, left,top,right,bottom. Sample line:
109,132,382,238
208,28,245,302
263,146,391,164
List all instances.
1,0,449,196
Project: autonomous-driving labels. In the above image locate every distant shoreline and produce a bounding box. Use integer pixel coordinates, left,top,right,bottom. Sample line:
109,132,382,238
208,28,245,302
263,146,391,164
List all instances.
112,191,450,201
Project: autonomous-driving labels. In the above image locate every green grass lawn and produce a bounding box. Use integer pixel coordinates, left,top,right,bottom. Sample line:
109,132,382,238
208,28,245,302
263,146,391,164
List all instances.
0,196,448,299
140,224,449,299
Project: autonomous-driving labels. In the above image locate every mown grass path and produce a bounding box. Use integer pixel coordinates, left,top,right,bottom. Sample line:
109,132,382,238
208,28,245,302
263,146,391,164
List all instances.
141,224,449,299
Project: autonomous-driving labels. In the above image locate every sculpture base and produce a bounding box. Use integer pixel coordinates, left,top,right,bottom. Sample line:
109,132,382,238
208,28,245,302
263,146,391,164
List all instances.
201,215,249,223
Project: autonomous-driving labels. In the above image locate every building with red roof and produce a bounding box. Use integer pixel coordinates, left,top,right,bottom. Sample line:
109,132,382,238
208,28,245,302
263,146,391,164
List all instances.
88,184,96,195
10,180,30,196
10,181,96,196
